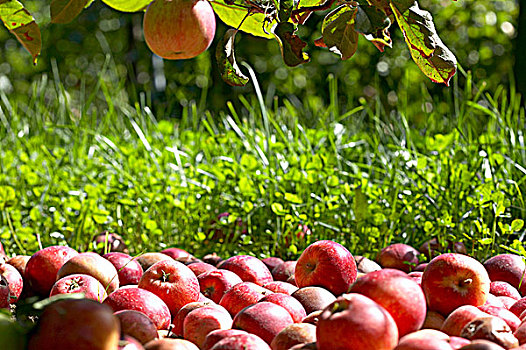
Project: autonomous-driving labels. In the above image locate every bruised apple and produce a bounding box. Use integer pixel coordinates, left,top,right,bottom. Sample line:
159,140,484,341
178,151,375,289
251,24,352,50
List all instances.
143,0,216,60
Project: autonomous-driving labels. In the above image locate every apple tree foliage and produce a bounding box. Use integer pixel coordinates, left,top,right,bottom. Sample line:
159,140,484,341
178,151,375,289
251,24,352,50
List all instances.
1,0,457,86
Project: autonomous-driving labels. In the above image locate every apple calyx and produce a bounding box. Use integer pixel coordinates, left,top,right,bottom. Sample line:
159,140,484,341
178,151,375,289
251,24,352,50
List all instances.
161,270,171,282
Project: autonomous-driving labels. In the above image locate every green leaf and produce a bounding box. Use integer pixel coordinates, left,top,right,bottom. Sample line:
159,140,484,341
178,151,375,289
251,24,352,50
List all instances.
273,22,310,67
271,202,287,216
50,0,93,24
284,192,302,204
353,187,368,222
319,5,359,60
390,0,415,13
0,0,41,64
278,0,294,22
391,2,435,58
100,0,151,12
511,219,524,232
216,29,250,86
212,1,274,39
354,5,392,52
0,186,16,210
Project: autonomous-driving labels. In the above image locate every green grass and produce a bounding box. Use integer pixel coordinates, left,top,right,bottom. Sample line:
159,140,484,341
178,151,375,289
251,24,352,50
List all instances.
0,60,525,263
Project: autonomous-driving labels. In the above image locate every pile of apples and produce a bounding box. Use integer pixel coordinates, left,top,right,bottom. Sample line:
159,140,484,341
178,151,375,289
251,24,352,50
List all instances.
2,235,526,350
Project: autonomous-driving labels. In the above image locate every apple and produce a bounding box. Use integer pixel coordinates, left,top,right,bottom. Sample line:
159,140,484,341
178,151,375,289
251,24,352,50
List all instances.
419,238,467,259
288,343,317,350
301,310,323,325
477,304,521,332
208,333,271,350
187,261,217,277
263,281,298,295
198,269,243,303
394,329,453,350
422,310,446,330
441,305,490,336
50,273,108,301
119,335,145,350
0,275,9,309
92,231,128,254
57,252,120,294
272,261,297,282
422,253,491,315
136,253,174,272
350,268,427,336
115,310,158,345
219,282,272,317
354,255,382,273
458,339,507,349
377,243,419,272
316,293,398,350
407,271,423,285
262,257,284,272
142,0,216,60
510,298,526,317
0,261,23,303
460,316,519,349
259,292,307,323
490,281,522,300
202,329,248,350
291,286,336,315
6,255,30,278
484,254,526,295
173,301,218,337
183,306,233,348
202,253,223,267
484,293,506,308
294,240,357,295
25,245,78,296
449,336,471,349
27,298,120,350
270,323,316,350
144,338,200,350
218,255,273,286
103,287,171,330
161,247,195,264
497,296,516,309
415,263,428,272
103,252,144,286
233,301,294,344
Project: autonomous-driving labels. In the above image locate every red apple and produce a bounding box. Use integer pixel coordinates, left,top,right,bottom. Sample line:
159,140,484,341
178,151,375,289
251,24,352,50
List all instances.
490,281,521,300
115,310,158,345
349,268,427,337
92,231,128,254
484,254,526,295
6,255,30,278
104,287,171,330
183,306,233,348
119,335,145,350
407,271,423,285
458,339,507,349
208,333,271,350
301,310,323,325
423,310,446,330
316,293,398,350
377,243,419,272
394,329,453,350
144,338,199,350
0,261,23,303
354,255,382,273
0,275,9,308
202,329,248,350
449,336,471,349
103,252,144,286
270,323,316,350
187,261,217,277
25,245,78,296
484,293,506,308
460,316,518,348
422,253,491,315
198,269,243,303
261,257,284,272
142,0,216,60
136,253,173,272
510,297,526,317
272,261,297,282
27,298,120,350
263,281,298,295
498,296,517,309
291,286,336,315
218,255,273,286
57,252,120,294
233,301,294,344
138,259,200,315
50,273,108,301
161,247,195,264
295,240,357,295
219,282,272,317
202,253,223,267
441,305,490,336
173,301,220,337
477,304,521,332
259,292,307,323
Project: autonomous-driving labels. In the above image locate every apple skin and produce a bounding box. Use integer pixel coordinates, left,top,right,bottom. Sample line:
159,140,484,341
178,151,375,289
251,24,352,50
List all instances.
272,261,297,282
484,293,505,308
92,232,128,254
0,275,10,308
115,310,158,345
459,339,507,349
498,296,517,309
173,301,224,337
187,262,217,277
50,273,108,301
477,304,521,332
301,310,323,325
259,292,307,323
209,333,271,350
144,338,200,350
263,281,299,295
510,298,526,317
202,329,249,350
316,293,398,350
142,0,216,60
484,254,526,295
161,247,195,264
394,329,453,350
294,240,357,295
490,281,521,300
136,253,174,272
183,306,233,348
354,255,382,273
138,259,200,316
0,262,23,303
103,252,144,286
513,321,526,345
262,257,285,272
460,316,518,349
349,268,427,336
441,305,490,336
377,243,419,272
422,310,446,330
219,281,273,317
103,287,171,330
422,253,491,315
27,298,120,350
119,335,145,350
202,253,223,267
197,269,243,303
270,323,316,350
291,286,336,314
25,245,79,296
6,255,30,278
218,255,273,286
233,301,294,344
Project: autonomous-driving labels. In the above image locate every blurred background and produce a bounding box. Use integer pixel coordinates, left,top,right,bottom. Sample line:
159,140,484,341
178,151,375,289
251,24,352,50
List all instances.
0,0,521,123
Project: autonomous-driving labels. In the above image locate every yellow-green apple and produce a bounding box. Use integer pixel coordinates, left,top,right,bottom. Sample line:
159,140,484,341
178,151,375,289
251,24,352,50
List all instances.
183,306,233,348
259,292,307,323
377,243,419,272
316,293,398,350
484,254,526,295
460,316,519,348
490,281,521,300
144,338,199,350
208,333,271,350
136,253,173,272
103,287,171,330
262,257,284,272
25,245,78,296
354,255,382,273
0,261,23,303
202,329,249,350
142,0,216,60
295,240,357,295
349,268,427,336
477,304,521,331
0,275,9,308
57,252,120,294
422,253,491,315
263,281,298,295
27,298,120,350
187,261,216,276
270,323,316,350
394,329,452,350
198,269,243,303
291,286,336,314
218,255,273,286
103,252,144,286
272,261,297,282
50,273,107,301
233,301,294,344
219,281,272,317
115,310,158,345
138,259,200,315
441,305,490,336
